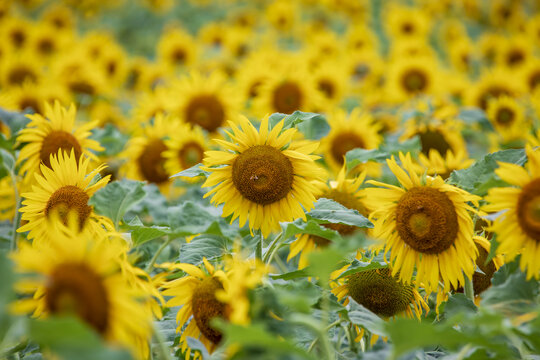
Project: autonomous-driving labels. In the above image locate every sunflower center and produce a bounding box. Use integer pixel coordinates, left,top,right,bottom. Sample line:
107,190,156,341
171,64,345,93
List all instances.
318,79,335,99
178,141,205,169
517,178,540,241
330,132,365,165
528,70,540,92
272,81,303,114
473,244,496,295
248,80,263,98
401,69,427,93
495,107,515,126
39,131,83,169
232,145,293,205
191,277,226,344
417,129,451,157
19,97,41,113
38,38,55,55
395,187,458,254
347,268,414,318
68,80,96,96
185,95,225,133
506,50,525,67
478,86,511,110
8,66,37,86
401,22,414,34
137,139,169,184
46,263,109,334
171,48,186,64
45,185,91,228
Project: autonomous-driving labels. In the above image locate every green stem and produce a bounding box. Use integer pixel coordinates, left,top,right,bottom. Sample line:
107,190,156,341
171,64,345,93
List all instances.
464,276,475,302
255,231,263,260
152,323,172,360
262,233,283,264
9,172,20,252
319,289,335,360
146,236,173,272
345,324,357,353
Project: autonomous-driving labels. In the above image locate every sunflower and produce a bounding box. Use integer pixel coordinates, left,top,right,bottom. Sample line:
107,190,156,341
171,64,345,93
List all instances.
496,36,531,70
1,17,32,52
265,0,298,33
447,38,477,74
121,112,180,192
163,121,208,181
385,56,440,103
16,101,102,182
460,236,504,296
1,50,42,88
345,25,378,54
202,115,323,237
157,27,198,72
233,54,271,111
41,4,75,33
11,222,155,359
417,147,474,180
385,4,431,40
17,150,112,242
288,166,368,269
466,69,523,110
486,96,528,143
169,71,239,134
311,59,350,112
520,59,540,94
159,259,229,358
0,177,16,221
131,86,172,125
320,108,382,177
363,152,480,293
484,145,540,280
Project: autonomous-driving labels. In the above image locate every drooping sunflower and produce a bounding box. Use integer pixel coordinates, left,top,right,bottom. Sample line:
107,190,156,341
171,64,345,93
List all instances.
121,112,180,193
486,96,528,143
159,259,229,358
16,101,102,182
17,150,112,243
319,108,382,177
363,152,480,293
288,166,368,269
169,71,239,134
11,223,155,359
163,121,208,181
484,145,540,280
202,115,324,237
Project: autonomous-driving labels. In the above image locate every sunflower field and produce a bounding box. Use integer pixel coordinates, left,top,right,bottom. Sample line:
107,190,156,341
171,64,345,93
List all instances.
1,0,540,359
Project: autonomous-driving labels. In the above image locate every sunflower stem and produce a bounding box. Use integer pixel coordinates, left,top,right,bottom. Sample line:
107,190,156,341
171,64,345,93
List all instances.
9,171,20,252
152,323,172,360
345,324,357,353
319,289,335,359
255,230,263,260
464,276,474,302
146,236,173,272
262,232,283,264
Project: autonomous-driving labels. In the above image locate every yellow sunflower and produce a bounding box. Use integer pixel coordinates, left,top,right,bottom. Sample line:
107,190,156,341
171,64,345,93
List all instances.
466,69,524,111
1,50,42,88
202,115,323,237
385,4,431,40
320,108,382,177
486,96,528,143
16,101,102,182
17,150,112,243
0,177,16,221
496,36,532,71
288,166,368,269
163,120,208,181
11,222,155,359
159,259,229,358
363,152,480,293
121,112,180,193
157,27,198,72
385,56,440,103
311,59,350,112
169,71,240,134
484,145,540,280
520,59,540,94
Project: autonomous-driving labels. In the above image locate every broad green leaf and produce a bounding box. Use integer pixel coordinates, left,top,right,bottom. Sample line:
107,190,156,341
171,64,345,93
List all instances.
168,201,219,235
186,337,210,359
270,269,309,281
124,217,169,246
0,107,30,135
307,248,344,284
170,163,210,178
447,149,527,196
0,148,15,180
89,179,146,227
459,108,489,125
89,124,129,157
335,259,386,280
178,234,229,264
273,281,322,313
443,293,477,319
282,218,342,243
29,317,132,360
308,198,373,228
346,300,386,337
217,321,316,360
345,136,421,169
480,270,539,314
268,111,329,140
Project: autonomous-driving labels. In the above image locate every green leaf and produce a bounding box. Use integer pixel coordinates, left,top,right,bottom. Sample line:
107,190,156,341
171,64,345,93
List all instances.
124,217,169,246
480,270,539,314
29,317,132,360
170,163,210,178
89,179,146,227
307,248,344,284
268,111,329,141
270,269,309,281
89,124,129,157
0,107,30,135
218,321,316,360
0,148,15,180
345,136,421,169
444,293,477,318
178,234,229,264
447,149,527,196
335,259,386,280
346,300,386,337
308,198,373,228
282,219,342,243
273,281,322,313
168,201,219,235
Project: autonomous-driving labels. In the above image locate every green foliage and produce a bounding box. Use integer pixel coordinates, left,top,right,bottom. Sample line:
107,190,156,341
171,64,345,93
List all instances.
89,179,146,227
448,149,527,196
268,111,330,140
178,234,229,264
90,124,130,157
170,163,210,179
307,198,373,228
345,136,421,169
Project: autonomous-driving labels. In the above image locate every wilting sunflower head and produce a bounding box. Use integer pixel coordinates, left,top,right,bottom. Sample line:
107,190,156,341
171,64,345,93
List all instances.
364,152,480,293
484,145,540,280
202,115,323,237
17,149,112,242
16,101,102,182
11,223,155,359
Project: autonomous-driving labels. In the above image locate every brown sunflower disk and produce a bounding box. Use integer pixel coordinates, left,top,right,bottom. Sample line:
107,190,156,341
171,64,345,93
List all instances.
191,277,226,344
